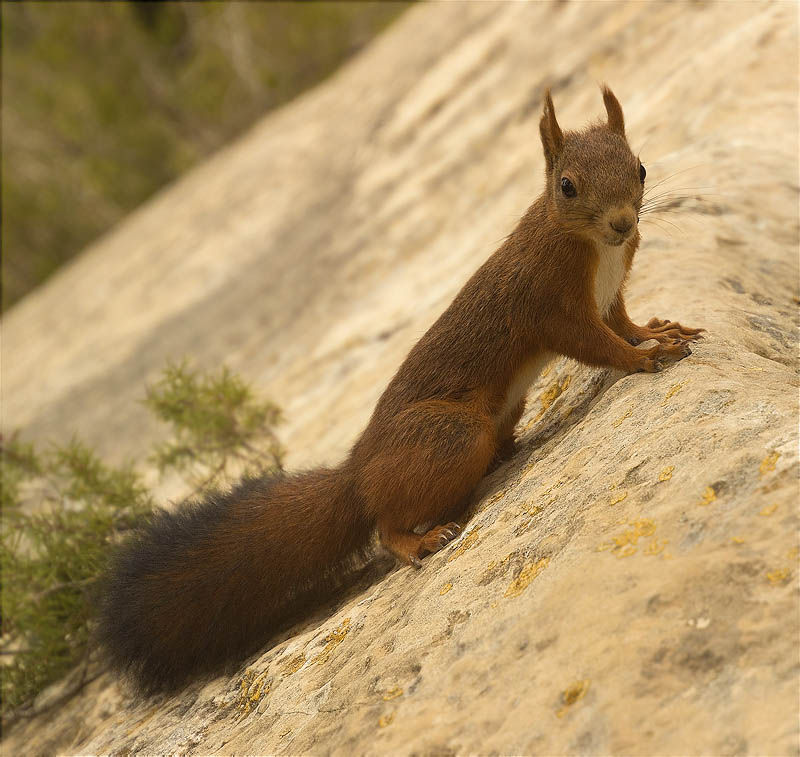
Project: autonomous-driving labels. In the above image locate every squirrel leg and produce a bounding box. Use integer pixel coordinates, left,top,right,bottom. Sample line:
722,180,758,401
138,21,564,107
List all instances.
380,523,462,568
606,296,704,345
543,312,690,373
361,400,495,566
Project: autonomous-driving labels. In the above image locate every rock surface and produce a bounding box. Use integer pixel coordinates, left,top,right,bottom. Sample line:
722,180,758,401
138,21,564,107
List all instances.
2,2,798,755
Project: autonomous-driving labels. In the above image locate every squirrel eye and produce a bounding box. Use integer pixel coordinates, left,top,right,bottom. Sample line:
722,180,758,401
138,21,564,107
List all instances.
639,163,646,184
561,177,577,198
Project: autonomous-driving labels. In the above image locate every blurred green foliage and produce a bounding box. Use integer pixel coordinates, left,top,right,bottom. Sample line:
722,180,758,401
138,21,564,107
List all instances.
1,438,153,713
1,361,284,716
144,359,284,489
1,1,408,311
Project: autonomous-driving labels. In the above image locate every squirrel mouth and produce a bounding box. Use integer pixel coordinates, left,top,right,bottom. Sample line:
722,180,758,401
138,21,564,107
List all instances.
599,229,630,247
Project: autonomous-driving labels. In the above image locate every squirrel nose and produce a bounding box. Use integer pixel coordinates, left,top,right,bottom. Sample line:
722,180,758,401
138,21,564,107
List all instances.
609,217,633,235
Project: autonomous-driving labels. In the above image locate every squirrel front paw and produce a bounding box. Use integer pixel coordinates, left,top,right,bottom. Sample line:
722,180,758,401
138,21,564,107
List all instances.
643,317,705,343
635,341,692,372
626,319,704,347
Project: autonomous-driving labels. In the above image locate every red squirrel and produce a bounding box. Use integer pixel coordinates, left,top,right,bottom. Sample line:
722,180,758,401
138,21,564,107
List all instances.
99,86,703,692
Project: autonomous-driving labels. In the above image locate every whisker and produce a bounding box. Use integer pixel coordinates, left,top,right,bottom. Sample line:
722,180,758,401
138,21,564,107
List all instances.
648,216,683,234
641,202,701,212
644,192,722,202
643,186,718,202
641,198,721,214
640,217,679,237
640,165,707,195
641,196,722,213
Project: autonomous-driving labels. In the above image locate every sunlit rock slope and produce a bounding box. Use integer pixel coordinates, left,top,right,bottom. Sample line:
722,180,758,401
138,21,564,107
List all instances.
2,2,798,755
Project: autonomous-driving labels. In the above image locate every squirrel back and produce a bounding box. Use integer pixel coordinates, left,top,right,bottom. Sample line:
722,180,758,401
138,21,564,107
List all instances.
99,86,702,693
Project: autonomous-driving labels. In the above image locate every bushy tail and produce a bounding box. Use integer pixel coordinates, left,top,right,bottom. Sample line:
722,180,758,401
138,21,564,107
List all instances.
97,466,373,693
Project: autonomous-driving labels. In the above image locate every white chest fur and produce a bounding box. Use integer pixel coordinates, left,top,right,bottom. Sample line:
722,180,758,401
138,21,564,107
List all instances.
593,244,628,317
497,351,553,430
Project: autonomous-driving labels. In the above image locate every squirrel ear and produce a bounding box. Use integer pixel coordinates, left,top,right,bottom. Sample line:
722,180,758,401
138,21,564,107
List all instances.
539,89,564,171
602,85,625,136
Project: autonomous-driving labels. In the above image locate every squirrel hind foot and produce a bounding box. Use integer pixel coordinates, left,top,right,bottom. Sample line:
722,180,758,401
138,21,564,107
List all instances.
381,522,462,567
418,521,462,556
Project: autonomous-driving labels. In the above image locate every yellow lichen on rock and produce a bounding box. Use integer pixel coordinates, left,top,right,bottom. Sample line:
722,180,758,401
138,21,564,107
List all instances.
378,712,395,728
759,451,780,477
766,568,791,586
759,503,779,517
533,376,572,421
598,519,658,558
612,409,632,428
609,491,628,506
382,687,403,701
281,652,307,676
661,380,689,406
440,583,453,596
478,490,507,514
518,501,543,519
236,669,270,717
236,669,256,716
311,618,351,665
556,679,591,718
504,557,550,597
698,486,717,506
538,381,563,414
486,552,514,573
658,466,675,482
447,526,481,562
644,539,669,556
539,478,567,499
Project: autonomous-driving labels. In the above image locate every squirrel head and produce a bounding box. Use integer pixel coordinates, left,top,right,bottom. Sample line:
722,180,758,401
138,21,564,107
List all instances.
539,86,645,247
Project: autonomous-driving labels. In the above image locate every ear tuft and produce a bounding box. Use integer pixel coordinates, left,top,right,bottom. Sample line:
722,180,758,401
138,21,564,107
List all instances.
602,84,625,136
539,89,564,171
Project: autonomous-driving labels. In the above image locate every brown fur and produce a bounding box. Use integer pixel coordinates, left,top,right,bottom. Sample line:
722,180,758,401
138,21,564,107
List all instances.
99,86,703,691
353,85,702,564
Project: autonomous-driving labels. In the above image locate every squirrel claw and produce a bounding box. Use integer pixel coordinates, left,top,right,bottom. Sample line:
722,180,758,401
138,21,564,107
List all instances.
409,555,423,569
419,522,462,555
